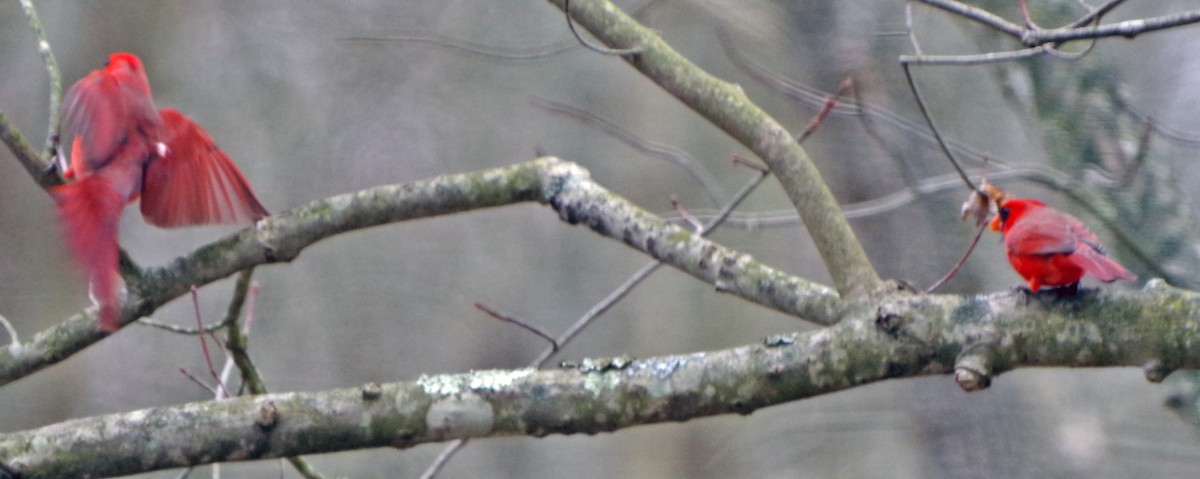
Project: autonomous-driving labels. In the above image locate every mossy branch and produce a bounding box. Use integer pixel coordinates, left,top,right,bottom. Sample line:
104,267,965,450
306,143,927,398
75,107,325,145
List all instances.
3,280,1199,478
0,157,841,387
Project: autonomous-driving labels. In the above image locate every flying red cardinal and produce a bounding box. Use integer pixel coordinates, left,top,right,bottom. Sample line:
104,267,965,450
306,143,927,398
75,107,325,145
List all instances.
51,52,269,331
989,196,1135,292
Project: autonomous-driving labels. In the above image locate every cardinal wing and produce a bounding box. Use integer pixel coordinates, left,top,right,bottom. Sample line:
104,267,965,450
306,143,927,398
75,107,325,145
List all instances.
140,108,269,227
1004,212,1077,256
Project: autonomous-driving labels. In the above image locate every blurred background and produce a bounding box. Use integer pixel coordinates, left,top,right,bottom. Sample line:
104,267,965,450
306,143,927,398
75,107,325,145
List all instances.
3,0,1200,477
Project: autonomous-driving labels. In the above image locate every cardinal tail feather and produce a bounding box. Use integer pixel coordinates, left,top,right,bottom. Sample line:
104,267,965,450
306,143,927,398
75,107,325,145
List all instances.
1074,247,1136,283
50,176,125,331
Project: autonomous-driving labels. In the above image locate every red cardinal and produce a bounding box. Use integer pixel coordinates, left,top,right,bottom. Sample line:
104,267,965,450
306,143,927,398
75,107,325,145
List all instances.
990,196,1135,292
51,52,269,331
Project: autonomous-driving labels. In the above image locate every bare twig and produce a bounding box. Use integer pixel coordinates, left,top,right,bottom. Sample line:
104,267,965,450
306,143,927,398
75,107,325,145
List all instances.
138,315,236,334
475,302,559,352
341,31,578,60
916,0,1026,38
217,272,259,399
899,46,1050,66
179,367,219,396
902,0,1134,65
796,78,853,144
0,314,17,346
18,0,62,159
661,167,1048,229
901,63,977,192
926,216,989,292
530,96,728,205
1025,9,1200,45
224,269,265,395
190,287,230,398
1121,119,1154,187
917,0,1199,46
718,30,995,168
670,195,704,233
419,440,468,479
340,0,657,60
905,3,923,56
731,154,769,174
139,270,258,335
1069,0,1129,29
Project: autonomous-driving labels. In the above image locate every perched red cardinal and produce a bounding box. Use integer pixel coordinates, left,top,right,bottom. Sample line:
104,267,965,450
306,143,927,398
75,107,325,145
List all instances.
989,196,1135,292
51,52,268,331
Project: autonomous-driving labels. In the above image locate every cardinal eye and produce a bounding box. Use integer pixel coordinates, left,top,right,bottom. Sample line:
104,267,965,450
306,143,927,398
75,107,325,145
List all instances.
998,207,1010,224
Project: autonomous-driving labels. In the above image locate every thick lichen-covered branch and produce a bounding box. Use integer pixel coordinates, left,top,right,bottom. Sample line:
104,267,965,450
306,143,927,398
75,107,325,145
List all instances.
0,157,839,387
548,0,882,295
3,280,1199,478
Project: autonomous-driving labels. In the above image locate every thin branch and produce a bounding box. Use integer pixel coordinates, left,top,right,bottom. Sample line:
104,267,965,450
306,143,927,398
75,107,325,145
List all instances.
905,2,923,56
901,63,977,192
340,31,579,60
217,269,258,391
717,30,996,173
925,218,988,292
916,0,1200,46
899,46,1050,66
225,270,265,395
178,367,220,396
138,315,235,334
191,287,230,399
659,167,1051,229
914,0,1026,39
902,0,1137,65
0,110,58,188
419,441,466,479
1024,9,1200,45
0,314,17,346
18,0,62,159
796,78,853,144
670,195,704,233
1068,0,1128,29
529,96,728,205
475,303,559,352
339,0,658,60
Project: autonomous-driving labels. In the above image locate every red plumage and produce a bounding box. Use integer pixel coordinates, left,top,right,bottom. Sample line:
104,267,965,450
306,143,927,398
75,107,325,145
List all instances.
989,197,1135,292
50,52,268,331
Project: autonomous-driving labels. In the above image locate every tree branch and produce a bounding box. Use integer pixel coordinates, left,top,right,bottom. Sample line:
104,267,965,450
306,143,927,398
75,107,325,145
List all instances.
3,280,1198,478
0,110,57,189
1022,8,1200,45
0,157,842,387
915,0,1200,47
17,0,62,159
548,0,883,295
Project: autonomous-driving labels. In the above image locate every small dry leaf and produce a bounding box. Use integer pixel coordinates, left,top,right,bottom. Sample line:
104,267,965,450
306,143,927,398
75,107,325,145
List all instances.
961,189,991,227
